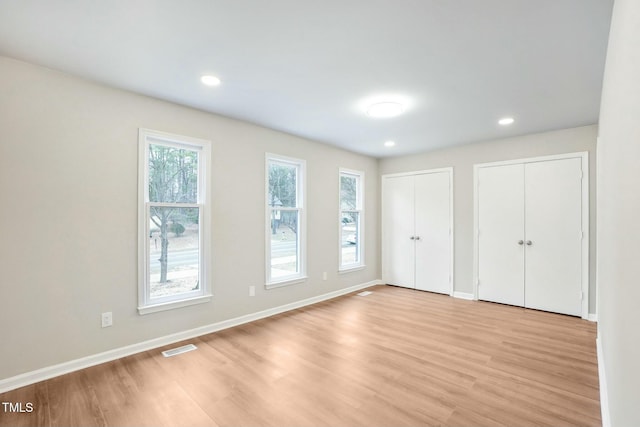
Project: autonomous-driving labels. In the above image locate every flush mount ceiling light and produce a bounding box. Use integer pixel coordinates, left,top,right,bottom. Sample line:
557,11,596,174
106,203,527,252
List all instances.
201,75,221,86
384,140,396,147
357,94,413,119
498,117,515,125
367,102,405,118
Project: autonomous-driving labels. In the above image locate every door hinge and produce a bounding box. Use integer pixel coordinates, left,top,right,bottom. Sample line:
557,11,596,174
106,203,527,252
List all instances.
580,291,584,300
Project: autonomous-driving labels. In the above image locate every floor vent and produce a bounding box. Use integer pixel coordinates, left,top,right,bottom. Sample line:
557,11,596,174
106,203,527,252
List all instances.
162,344,197,358
357,291,373,297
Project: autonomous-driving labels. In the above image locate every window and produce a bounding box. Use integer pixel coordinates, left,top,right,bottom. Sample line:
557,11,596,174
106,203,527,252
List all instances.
266,154,306,287
138,129,211,314
339,169,364,270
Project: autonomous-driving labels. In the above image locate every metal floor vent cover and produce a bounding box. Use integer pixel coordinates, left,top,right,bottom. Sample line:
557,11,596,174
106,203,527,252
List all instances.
357,291,373,297
162,344,197,358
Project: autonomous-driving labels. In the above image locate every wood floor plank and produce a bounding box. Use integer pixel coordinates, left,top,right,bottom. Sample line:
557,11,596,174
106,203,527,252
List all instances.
0,382,49,427
0,285,600,427
47,371,106,427
476,374,601,426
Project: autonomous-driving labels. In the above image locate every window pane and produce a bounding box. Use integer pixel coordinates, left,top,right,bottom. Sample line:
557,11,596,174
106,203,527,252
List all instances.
270,209,299,278
149,207,200,299
340,175,357,210
149,144,199,203
268,162,297,208
341,211,359,265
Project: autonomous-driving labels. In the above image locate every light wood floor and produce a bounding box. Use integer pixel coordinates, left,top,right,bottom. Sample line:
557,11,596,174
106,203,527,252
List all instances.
0,285,600,427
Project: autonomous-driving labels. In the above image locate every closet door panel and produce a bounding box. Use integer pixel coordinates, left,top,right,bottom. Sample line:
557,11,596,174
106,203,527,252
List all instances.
524,158,583,316
382,175,415,288
477,164,525,306
414,172,451,294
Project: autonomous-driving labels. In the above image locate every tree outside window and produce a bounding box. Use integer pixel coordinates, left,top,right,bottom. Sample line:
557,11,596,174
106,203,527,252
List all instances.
139,129,211,313
266,155,305,286
340,169,364,269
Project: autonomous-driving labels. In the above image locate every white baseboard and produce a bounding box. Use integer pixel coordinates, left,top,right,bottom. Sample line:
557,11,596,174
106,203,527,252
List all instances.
0,280,382,394
588,313,598,322
453,291,474,300
597,336,611,427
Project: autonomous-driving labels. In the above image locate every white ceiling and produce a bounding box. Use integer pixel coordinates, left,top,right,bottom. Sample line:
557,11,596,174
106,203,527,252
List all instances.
0,0,613,158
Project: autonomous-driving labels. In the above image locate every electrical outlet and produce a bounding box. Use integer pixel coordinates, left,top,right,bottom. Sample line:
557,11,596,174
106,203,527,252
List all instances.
249,286,256,297
322,272,327,281
101,312,113,328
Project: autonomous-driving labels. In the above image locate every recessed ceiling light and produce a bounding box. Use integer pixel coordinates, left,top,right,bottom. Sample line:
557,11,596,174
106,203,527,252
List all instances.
367,102,404,118
384,140,396,147
498,117,515,125
201,75,221,86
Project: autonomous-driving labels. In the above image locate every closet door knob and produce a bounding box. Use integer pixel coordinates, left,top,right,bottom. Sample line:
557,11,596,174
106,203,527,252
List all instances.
526,240,533,245
415,236,421,241
410,236,415,240
518,240,524,245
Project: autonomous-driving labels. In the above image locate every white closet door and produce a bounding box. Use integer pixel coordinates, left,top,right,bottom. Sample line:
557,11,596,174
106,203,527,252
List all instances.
478,164,525,306
524,158,583,316
382,175,415,288
414,172,451,294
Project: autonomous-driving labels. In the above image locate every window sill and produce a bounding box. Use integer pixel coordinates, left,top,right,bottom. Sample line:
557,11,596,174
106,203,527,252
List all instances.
266,276,308,290
339,264,366,274
138,294,212,315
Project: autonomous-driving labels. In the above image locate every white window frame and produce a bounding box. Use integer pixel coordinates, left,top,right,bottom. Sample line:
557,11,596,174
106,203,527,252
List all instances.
265,153,307,288
339,168,365,271
138,128,212,315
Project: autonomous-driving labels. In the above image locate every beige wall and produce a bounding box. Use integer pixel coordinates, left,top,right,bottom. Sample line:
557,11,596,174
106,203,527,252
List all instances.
379,125,598,313
597,0,640,424
0,56,379,380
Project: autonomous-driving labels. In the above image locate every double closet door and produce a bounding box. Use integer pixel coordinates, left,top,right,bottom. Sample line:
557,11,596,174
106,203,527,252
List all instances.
382,169,452,294
476,155,587,317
